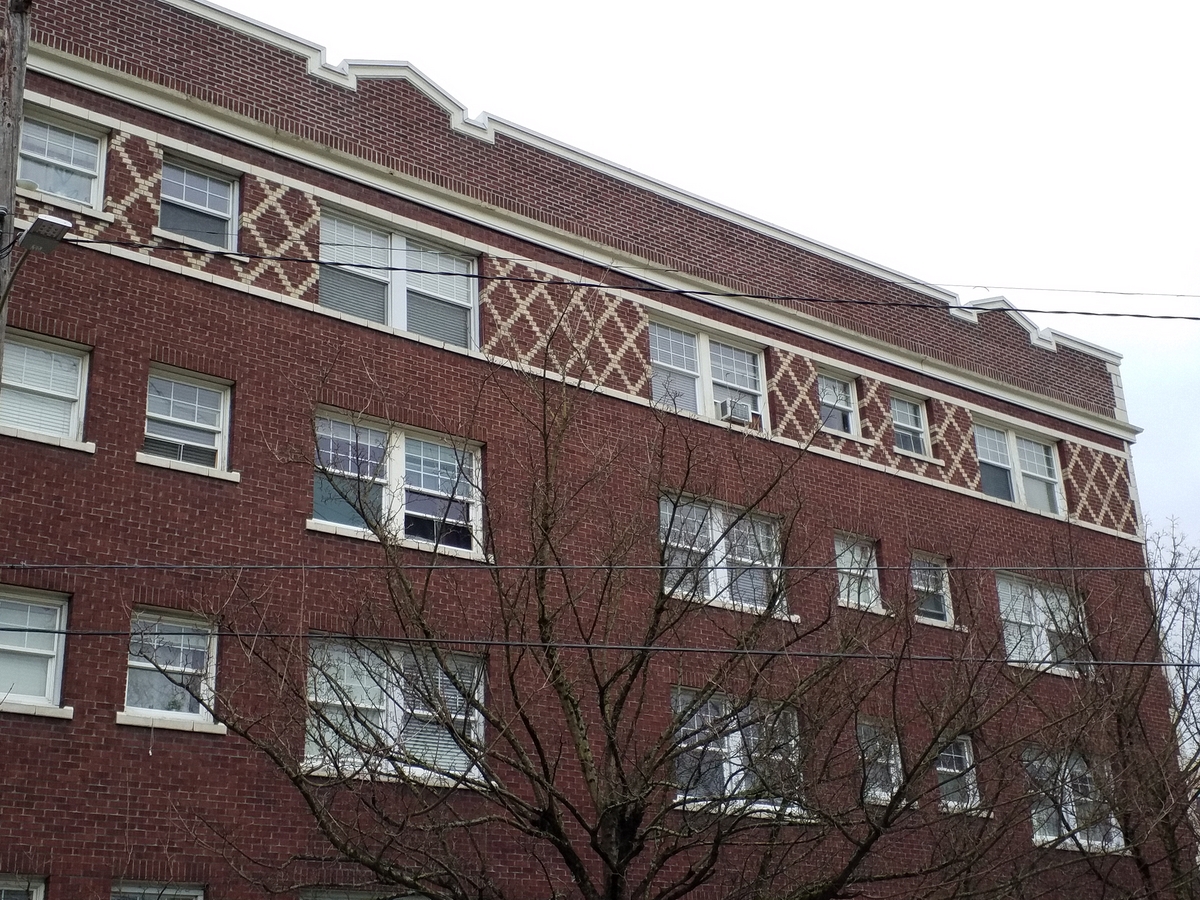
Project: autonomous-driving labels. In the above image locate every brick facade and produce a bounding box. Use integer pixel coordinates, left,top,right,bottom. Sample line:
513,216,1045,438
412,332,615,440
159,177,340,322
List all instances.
0,2,1180,899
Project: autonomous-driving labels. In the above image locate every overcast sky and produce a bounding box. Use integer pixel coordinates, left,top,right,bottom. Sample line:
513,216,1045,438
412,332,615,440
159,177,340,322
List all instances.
211,0,1200,547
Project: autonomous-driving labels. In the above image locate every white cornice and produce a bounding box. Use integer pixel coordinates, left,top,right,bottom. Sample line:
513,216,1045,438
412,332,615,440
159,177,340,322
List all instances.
23,55,1139,443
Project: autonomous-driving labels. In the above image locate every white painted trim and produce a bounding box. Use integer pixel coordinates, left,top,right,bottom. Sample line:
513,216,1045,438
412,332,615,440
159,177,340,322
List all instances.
115,711,228,734
136,452,242,482
21,78,1137,440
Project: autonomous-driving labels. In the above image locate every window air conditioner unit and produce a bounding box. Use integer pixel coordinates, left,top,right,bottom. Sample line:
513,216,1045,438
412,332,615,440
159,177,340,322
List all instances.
718,398,752,425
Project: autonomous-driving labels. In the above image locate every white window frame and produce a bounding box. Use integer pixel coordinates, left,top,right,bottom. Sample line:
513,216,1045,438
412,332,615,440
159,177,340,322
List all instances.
306,637,484,782
890,394,931,457
997,574,1088,676
936,736,980,811
158,158,238,250
139,368,232,474
857,720,903,805
817,371,858,436
0,876,46,900
1024,749,1123,852
123,609,217,724
19,112,105,210
318,211,478,348
310,414,484,558
911,553,953,626
973,422,1063,514
112,886,204,900
648,320,767,431
0,333,89,446
834,534,883,612
659,497,781,613
0,587,68,711
672,688,802,812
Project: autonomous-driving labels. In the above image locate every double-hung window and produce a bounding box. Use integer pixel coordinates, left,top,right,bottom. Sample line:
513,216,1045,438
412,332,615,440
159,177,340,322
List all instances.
124,610,217,722
973,424,1061,513
0,877,45,900
160,160,236,249
673,689,801,808
306,638,483,779
312,416,482,554
319,214,476,348
648,322,764,429
997,575,1088,674
834,535,882,611
659,497,780,611
19,116,103,208
1024,748,1122,851
857,721,902,804
936,736,980,810
890,395,929,455
911,554,952,625
817,372,857,435
142,370,231,470
0,335,88,443
0,588,67,709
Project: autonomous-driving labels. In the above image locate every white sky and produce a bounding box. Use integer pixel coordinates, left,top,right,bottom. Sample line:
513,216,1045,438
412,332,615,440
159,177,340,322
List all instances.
213,0,1200,545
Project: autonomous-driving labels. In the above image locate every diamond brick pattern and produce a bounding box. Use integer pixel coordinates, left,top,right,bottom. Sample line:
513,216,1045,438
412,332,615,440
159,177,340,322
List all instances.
481,257,649,394
228,176,320,298
928,401,980,490
765,349,818,443
1061,443,1138,534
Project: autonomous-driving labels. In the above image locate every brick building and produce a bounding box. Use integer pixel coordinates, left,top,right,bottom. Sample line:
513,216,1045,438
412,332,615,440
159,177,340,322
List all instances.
0,2,1184,899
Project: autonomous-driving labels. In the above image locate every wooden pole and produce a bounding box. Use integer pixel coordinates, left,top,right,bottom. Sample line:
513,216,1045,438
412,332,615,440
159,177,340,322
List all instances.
0,0,33,376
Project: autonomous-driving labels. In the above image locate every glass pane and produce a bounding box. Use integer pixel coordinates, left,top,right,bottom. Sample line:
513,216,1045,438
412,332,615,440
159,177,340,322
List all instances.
1023,474,1058,513
160,201,230,248
125,666,201,714
313,473,381,528
979,462,1014,501
648,322,698,373
709,341,760,392
973,425,1010,466
18,155,94,203
0,649,50,697
651,364,699,412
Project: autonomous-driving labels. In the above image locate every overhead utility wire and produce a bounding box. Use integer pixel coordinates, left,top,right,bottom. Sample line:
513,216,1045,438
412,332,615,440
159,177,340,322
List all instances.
0,626,1190,668
65,236,1200,323
0,562,1187,573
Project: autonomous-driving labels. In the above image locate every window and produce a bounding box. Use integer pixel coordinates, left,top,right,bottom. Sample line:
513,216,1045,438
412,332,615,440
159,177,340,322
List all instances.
912,555,952,624
890,395,928,455
857,721,902,804
1024,748,1123,851
997,575,1088,674
0,877,44,900
19,117,102,207
319,213,476,347
142,371,231,469
973,424,1061,514
834,535,881,611
306,638,483,779
125,610,216,721
159,160,236,249
673,689,801,807
648,321,764,429
817,373,856,435
312,416,482,554
112,887,203,900
0,336,87,442
659,498,780,611
0,589,66,708
936,737,980,810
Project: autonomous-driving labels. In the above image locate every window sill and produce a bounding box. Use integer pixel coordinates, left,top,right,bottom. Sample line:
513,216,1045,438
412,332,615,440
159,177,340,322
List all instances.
151,226,247,261
0,424,95,454
136,452,241,482
676,796,811,820
820,427,875,447
0,700,74,719
865,794,914,808
976,490,1066,521
941,803,991,817
649,401,769,437
839,599,892,617
116,711,227,734
1007,660,1082,679
17,186,115,221
1032,834,1125,854
305,519,486,561
304,760,480,788
894,448,945,466
676,592,800,623
915,615,966,632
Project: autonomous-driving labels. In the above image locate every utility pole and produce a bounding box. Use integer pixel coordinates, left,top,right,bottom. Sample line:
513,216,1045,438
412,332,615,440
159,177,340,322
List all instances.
0,0,33,376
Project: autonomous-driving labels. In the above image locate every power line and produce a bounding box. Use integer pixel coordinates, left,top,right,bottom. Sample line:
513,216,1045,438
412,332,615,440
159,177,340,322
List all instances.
66,236,1200,323
0,562,1183,572
0,626,1189,667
